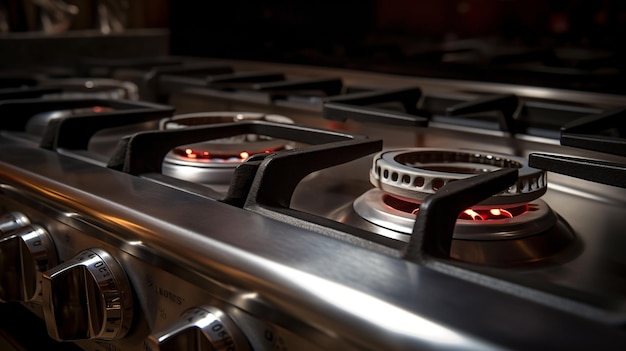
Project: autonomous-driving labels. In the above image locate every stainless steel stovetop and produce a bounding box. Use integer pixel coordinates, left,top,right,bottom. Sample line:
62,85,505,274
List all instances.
1,57,626,350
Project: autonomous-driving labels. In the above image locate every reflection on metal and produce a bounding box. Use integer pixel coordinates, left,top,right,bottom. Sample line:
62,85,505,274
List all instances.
248,256,496,350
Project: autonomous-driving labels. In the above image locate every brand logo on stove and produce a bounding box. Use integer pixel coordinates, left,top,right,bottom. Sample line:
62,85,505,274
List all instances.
155,285,184,305
145,274,185,305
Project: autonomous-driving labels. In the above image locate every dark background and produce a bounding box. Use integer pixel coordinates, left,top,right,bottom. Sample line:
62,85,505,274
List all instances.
2,0,625,92
167,0,626,92
168,0,625,63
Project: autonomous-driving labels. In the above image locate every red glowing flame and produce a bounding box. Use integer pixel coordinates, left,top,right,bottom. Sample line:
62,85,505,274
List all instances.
383,194,530,222
184,148,197,159
462,209,484,221
410,205,527,221
173,147,283,162
457,207,523,221
489,208,513,219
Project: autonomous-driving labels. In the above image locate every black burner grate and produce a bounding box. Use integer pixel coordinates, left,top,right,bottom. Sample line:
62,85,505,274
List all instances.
530,108,626,188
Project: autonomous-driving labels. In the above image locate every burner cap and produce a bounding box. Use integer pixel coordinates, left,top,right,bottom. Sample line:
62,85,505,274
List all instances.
371,148,547,205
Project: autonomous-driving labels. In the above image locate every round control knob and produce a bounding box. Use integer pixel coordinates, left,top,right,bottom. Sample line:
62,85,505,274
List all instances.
41,248,133,341
0,211,30,235
0,225,58,302
146,306,250,351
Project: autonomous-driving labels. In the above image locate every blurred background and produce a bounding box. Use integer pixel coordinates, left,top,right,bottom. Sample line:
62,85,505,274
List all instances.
0,0,167,32
2,0,625,92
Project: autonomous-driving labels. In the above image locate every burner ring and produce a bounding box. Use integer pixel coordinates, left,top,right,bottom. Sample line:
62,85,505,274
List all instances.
371,148,547,205
160,112,294,184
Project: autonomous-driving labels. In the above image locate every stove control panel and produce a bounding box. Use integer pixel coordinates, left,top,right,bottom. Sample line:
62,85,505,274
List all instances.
41,248,134,342
146,306,251,351
0,196,330,351
0,213,58,303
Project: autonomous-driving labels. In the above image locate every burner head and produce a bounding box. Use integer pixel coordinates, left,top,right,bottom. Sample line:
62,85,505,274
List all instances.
370,148,547,205
352,148,574,265
161,112,294,184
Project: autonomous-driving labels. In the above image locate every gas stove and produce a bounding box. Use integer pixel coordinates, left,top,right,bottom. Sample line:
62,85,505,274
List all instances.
1,57,626,350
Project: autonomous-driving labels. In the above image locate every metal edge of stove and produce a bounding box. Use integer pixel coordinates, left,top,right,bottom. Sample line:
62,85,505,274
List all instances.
190,57,626,107
2,128,626,350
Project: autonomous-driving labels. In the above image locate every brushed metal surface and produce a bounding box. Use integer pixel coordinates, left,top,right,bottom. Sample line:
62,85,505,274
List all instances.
2,134,626,350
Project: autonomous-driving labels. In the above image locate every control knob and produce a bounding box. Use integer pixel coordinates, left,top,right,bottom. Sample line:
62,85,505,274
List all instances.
0,211,30,235
41,248,133,341
0,224,58,302
146,306,250,351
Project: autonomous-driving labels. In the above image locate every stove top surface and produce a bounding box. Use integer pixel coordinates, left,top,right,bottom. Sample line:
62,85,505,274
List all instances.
1,57,626,350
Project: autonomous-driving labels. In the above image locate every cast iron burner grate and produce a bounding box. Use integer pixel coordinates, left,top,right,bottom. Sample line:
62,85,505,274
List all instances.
0,98,174,150
529,108,626,188
104,118,382,207
158,112,296,185
79,57,345,104
323,86,604,138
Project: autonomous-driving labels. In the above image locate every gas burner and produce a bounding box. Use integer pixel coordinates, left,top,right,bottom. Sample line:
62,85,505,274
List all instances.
160,112,294,184
370,148,547,205
355,189,557,240
353,148,575,265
